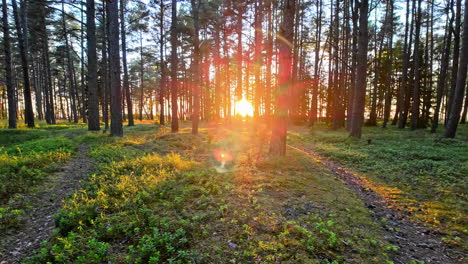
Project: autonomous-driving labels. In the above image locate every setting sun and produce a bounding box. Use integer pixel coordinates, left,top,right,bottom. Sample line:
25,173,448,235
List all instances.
235,98,254,117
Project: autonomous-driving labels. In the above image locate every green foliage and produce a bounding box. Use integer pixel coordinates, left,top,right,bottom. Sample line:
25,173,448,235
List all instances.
32,128,205,263
29,232,110,264
290,124,468,244
127,227,195,264
0,136,75,200
0,207,25,230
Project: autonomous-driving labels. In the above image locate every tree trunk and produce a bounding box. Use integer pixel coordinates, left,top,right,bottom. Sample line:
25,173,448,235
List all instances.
398,0,415,128
2,0,17,128
410,0,422,130
102,1,110,131
431,1,453,132
190,0,201,134
309,0,322,126
444,0,468,138
270,0,296,156
382,0,393,128
349,0,369,139
108,0,123,136
170,0,179,132
254,0,263,118
347,0,358,129
235,3,243,103
460,89,468,124
12,0,34,127
264,0,273,121
446,0,462,123
120,0,134,126
61,0,78,123
87,0,100,130
159,0,165,125
80,2,87,124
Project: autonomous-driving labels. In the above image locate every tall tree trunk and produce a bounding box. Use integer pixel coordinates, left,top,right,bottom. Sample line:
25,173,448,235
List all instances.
398,0,415,128
254,0,263,118
309,0,322,126
120,0,134,126
170,0,179,132
80,2,87,124
331,0,342,129
108,0,123,136
431,1,453,132
270,0,296,156
347,0,358,129
235,2,244,102
369,9,386,126
159,0,165,125
39,2,55,124
191,0,201,134
349,0,369,139
138,31,145,121
382,0,393,128
265,0,273,121
444,0,468,138
62,0,78,123
87,0,100,130
410,0,422,130
12,0,34,127
102,1,110,131
2,0,17,128
447,0,462,123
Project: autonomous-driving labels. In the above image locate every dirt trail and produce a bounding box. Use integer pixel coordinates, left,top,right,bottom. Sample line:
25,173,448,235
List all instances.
0,144,93,264
287,143,465,264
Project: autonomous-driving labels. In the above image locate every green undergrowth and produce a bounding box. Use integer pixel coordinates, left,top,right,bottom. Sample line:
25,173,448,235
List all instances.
0,122,85,230
289,124,467,246
30,124,395,263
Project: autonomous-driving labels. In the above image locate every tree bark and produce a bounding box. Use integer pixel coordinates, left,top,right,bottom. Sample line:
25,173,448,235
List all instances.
270,0,296,156
446,0,462,123
190,0,201,134
2,0,17,128
108,0,123,136
382,0,393,128
159,0,165,125
410,0,422,130
12,0,34,127
431,1,453,132
87,0,100,130
309,0,322,126
444,0,468,138
120,0,134,126
170,0,179,132
398,0,415,128
349,0,369,139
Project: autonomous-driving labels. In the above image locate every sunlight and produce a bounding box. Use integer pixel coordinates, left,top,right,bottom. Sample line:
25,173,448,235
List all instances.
235,98,254,117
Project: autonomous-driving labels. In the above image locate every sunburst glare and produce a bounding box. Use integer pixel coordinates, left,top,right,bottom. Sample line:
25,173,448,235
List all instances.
235,98,254,117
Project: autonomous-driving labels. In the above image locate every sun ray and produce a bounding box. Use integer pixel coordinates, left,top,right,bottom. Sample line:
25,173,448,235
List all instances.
235,98,254,117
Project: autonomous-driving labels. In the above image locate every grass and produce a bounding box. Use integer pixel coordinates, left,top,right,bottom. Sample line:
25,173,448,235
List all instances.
28,123,396,263
288,123,468,246
0,121,86,230
4,120,463,262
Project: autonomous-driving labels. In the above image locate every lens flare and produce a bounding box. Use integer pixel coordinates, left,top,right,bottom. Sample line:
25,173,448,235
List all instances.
235,98,254,117
213,148,233,163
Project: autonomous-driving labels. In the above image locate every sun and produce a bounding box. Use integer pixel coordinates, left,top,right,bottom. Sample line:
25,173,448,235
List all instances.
235,98,254,117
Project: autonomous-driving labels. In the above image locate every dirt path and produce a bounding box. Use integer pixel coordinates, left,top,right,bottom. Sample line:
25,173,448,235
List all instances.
0,144,93,264
287,143,465,264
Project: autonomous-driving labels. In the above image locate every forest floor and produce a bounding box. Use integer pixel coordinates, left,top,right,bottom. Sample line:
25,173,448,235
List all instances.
0,144,93,263
0,120,466,263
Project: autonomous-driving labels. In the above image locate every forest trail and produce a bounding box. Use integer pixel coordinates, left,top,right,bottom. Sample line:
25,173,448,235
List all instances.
287,129,465,264
0,144,93,264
